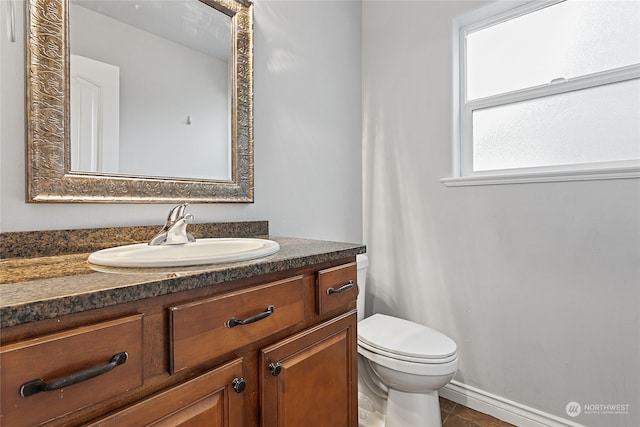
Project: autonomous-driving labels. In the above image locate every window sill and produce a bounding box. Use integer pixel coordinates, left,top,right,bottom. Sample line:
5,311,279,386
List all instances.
440,166,640,187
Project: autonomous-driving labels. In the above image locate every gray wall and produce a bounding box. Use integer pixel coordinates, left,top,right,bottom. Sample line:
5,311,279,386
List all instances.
362,1,639,426
0,0,363,244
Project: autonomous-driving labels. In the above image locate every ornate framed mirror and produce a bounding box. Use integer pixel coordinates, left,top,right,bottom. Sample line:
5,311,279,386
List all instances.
25,0,253,203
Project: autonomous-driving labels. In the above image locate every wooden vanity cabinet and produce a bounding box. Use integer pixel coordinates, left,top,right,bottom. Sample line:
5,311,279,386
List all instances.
0,258,358,427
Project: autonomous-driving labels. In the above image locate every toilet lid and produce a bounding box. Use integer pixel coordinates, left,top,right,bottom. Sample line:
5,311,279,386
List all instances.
358,314,457,361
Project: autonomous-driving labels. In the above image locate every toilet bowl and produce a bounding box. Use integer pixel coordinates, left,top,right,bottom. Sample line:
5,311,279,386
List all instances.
356,255,458,427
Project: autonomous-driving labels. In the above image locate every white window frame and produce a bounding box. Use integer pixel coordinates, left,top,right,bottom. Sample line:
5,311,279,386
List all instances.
442,0,640,187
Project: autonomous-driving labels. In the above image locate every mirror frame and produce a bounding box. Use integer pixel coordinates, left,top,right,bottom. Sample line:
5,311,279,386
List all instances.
25,0,253,203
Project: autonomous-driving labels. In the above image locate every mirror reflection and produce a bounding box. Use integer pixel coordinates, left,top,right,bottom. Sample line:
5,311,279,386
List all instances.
69,0,232,180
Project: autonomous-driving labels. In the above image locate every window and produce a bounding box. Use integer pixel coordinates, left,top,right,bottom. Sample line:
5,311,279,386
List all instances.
444,0,640,186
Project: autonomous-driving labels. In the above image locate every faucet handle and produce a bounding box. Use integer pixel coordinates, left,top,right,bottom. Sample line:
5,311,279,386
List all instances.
166,203,189,224
149,204,195,246
165,214,196,245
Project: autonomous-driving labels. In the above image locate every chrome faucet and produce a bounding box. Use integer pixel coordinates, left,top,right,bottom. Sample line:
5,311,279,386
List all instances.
149,204,196,246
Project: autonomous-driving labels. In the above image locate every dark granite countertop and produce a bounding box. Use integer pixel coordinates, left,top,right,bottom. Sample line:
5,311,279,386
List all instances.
0,236,365,329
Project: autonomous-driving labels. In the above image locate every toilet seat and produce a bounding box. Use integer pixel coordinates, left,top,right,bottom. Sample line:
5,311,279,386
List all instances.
358,343,459,377
358,340,458,364
358,314,457,364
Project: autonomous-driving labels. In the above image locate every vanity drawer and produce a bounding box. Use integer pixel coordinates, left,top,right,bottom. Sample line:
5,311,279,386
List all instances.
317,262,358,315
87,358,245,426
170,276,305,373
0,315,144,427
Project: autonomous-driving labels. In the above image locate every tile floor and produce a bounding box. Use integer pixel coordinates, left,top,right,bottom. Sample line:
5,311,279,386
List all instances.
440,397,516,427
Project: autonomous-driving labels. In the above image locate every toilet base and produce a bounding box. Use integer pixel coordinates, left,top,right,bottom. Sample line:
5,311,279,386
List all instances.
358,392,385,427
385,388,441,427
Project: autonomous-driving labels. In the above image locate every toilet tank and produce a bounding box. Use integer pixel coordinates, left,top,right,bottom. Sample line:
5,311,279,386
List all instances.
356,254,368,321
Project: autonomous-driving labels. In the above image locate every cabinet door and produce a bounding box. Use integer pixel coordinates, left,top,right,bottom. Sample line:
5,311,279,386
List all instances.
260,311,357,427
88,358,246,427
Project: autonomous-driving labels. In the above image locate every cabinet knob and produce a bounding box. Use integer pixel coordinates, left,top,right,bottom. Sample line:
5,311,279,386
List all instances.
269,362,282,376
232,377,246,393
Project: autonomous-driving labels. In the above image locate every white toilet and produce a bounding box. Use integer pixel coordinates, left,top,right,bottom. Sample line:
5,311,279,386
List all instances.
356,254,458,427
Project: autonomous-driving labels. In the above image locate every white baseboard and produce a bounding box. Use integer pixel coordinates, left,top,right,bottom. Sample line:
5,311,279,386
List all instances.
439,380,586,427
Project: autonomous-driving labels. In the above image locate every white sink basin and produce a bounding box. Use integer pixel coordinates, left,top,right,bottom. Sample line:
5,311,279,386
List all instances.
88,238,280,268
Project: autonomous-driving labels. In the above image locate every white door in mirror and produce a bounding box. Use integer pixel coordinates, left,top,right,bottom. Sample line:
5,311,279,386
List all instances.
70,55,120,173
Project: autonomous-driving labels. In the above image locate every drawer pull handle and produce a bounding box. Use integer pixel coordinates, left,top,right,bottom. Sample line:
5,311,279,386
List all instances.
227,305,275,328
327,280,354,295
19,352,129,398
